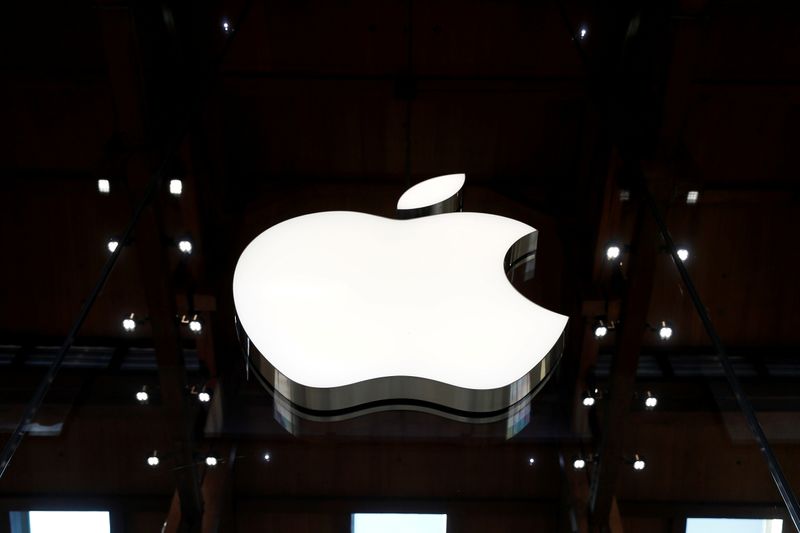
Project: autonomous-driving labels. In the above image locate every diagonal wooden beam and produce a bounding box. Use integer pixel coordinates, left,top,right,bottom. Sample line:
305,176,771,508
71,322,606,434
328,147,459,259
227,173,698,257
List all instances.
589,182,662,526
130,154,204,532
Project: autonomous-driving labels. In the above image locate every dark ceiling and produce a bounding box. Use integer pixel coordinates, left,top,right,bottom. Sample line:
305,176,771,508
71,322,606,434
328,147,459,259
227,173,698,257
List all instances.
1,0,799,532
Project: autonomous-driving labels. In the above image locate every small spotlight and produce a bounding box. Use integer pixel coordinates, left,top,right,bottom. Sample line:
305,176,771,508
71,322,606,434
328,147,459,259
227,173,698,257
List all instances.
264,452,272,462
178,239,193,254
528,457,535,466
606,245,621,261
136,387,149,403
594,321,608,339
222,19,232,33
169,179,183,196
97,179,110,194
573,458,586,470
686,190,699,204
579,25,588,40
633,454,646,471
188,316,202,333
205,455,218,467
676,248,689,262
107,239,119,253
122,313,137,332
582,391,596,407
198,390,211,403
644,392,658,409
658,321,673,341
147,452,160,467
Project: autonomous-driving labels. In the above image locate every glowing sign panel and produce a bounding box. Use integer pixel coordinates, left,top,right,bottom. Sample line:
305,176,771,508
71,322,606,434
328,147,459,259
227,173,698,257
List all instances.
233,175,567,418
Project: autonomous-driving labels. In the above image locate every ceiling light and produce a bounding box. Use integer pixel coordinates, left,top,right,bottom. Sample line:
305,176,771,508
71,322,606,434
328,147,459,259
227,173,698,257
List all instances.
188,316,202,333
169,179,183,196
263,452,271,462
136,387,149,403
198,390,211,403
528,457,535,466
676,248,689,262
107,239,119,253
619,189,630,202
579,25,588,40
582,391,596,407
686,190,699,204
178,239,193,254
644,391,657,409
205,455,218,467
658,321,673,341
222,19,231,33
606,245,621,261
593,321,608,339
147,452,159,467
122,314,137,332
573,458,586,470
97,179,110,194
633,454,646,471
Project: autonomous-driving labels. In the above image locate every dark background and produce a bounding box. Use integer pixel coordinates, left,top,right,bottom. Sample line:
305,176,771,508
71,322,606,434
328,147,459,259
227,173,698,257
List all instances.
1,0,799,531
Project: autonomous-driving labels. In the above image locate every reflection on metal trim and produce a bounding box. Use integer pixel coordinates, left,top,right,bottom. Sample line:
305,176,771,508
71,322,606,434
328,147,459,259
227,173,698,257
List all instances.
236,314,564,418
396,189,463,219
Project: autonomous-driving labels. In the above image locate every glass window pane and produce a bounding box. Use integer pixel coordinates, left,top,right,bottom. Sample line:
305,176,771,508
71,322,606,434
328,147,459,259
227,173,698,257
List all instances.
686,518,782,533
352,513,447,533
28,511,110,533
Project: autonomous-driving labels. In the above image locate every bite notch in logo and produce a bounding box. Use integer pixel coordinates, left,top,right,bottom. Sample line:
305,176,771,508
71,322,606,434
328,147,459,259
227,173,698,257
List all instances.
233,174,568,419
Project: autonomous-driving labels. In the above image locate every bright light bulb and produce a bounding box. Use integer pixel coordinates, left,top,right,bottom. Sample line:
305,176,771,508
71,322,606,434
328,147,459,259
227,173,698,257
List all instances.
147,455,160,467
686,190,699,204
189,319,202,333
594,325,607,338
178,240,193,254
205,456,217,467
264,453,271,462
633,459,646,470
136,390,149,403
606,245,621,260
97,179,110,194
677,248,689,262
222,20,231,33
658,324,673,340
169,179,183,196
645,396,658,408
107,239,119,253
582,396,595,407
198,391,211,403
579,26,588,39
122,317,136,332
573,458,586,470
528,457,535,466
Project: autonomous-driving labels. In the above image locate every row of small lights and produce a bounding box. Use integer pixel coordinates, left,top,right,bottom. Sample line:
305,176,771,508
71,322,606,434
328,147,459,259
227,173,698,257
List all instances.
135,385,211,404
100,178,229,470
146,451,272,468
98,178,203,335
598,192,698,343
525,453,646,471
581,389,658,410
98,178,194,257
563,190,703,475
122,313,203,334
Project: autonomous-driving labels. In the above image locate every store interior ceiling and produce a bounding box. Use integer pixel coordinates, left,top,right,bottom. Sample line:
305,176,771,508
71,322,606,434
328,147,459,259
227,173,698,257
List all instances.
1,0,799,531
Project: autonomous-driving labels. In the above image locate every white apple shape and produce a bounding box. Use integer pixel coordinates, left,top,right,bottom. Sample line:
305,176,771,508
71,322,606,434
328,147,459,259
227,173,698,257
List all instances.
233,174,568,417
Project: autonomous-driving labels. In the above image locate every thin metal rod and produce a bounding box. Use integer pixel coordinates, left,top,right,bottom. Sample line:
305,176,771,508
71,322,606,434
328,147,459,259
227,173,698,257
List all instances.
0,165,164,480
641,184,800,532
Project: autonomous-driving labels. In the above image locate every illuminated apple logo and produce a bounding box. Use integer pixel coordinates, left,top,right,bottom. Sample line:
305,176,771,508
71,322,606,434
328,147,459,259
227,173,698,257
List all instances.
233,174,567,420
